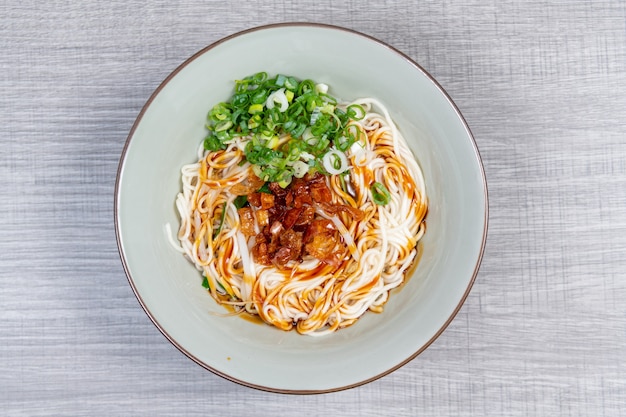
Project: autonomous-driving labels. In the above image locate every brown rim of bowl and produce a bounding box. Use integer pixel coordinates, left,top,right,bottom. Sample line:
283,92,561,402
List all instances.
114,21,489,394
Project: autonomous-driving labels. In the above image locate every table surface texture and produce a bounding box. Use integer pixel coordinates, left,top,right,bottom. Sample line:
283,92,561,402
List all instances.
1,1,625,415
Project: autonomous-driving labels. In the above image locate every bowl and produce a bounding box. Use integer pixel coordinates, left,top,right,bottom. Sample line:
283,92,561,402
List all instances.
115,23,488,393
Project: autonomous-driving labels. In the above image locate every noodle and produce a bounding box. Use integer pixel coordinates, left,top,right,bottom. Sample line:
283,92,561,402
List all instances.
173,92,427,336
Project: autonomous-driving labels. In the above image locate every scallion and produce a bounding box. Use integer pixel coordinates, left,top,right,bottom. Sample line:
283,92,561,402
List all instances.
203,73,369,185
371,182,391,205
202,276,210,289
346,104,366,120
213,203,228,238
233,195,248,209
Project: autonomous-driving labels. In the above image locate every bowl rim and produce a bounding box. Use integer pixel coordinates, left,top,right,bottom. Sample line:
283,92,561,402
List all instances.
114,21,489,394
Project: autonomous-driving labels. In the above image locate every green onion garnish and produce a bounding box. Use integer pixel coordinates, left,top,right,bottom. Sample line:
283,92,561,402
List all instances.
212,203,228,238
202,276,211,289
371,182,391,205
233,195,248,209
258,183,272,194
203,72,365,186
201,275,227,294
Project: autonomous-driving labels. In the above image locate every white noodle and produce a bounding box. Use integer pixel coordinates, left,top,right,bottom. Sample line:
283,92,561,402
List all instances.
168,96,427,335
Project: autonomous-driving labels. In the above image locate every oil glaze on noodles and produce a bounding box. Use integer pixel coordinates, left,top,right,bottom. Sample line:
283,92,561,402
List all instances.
170,74,427,336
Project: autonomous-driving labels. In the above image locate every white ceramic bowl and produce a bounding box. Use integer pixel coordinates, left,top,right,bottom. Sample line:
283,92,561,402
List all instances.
115,23,487,393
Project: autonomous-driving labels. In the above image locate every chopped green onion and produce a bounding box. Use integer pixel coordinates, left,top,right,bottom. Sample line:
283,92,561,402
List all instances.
248,103,264,114
202,275,227,294
258,183,272,194
203,73,370,185
233,195,248,209
297,79,315,95
202,276,210,289
322,148,349,175
275,74,287,87
318,92,337,105
251,89,268,104
346,104,366,120
284,76,298,90
213,203,228,238
292,160,309,178
336,124,361,151
248,114,263,129
266,136,279,149
339,172,349,194
252,72,267,83
204,134,225,151
214,120,233,132
232,93,249,107
291,122,307,138
371,182,391,205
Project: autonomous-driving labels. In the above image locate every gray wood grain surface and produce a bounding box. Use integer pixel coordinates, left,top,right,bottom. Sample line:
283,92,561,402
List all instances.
2,1,625,415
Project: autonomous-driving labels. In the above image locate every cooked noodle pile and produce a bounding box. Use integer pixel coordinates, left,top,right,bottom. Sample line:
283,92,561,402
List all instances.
170,98,427,336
